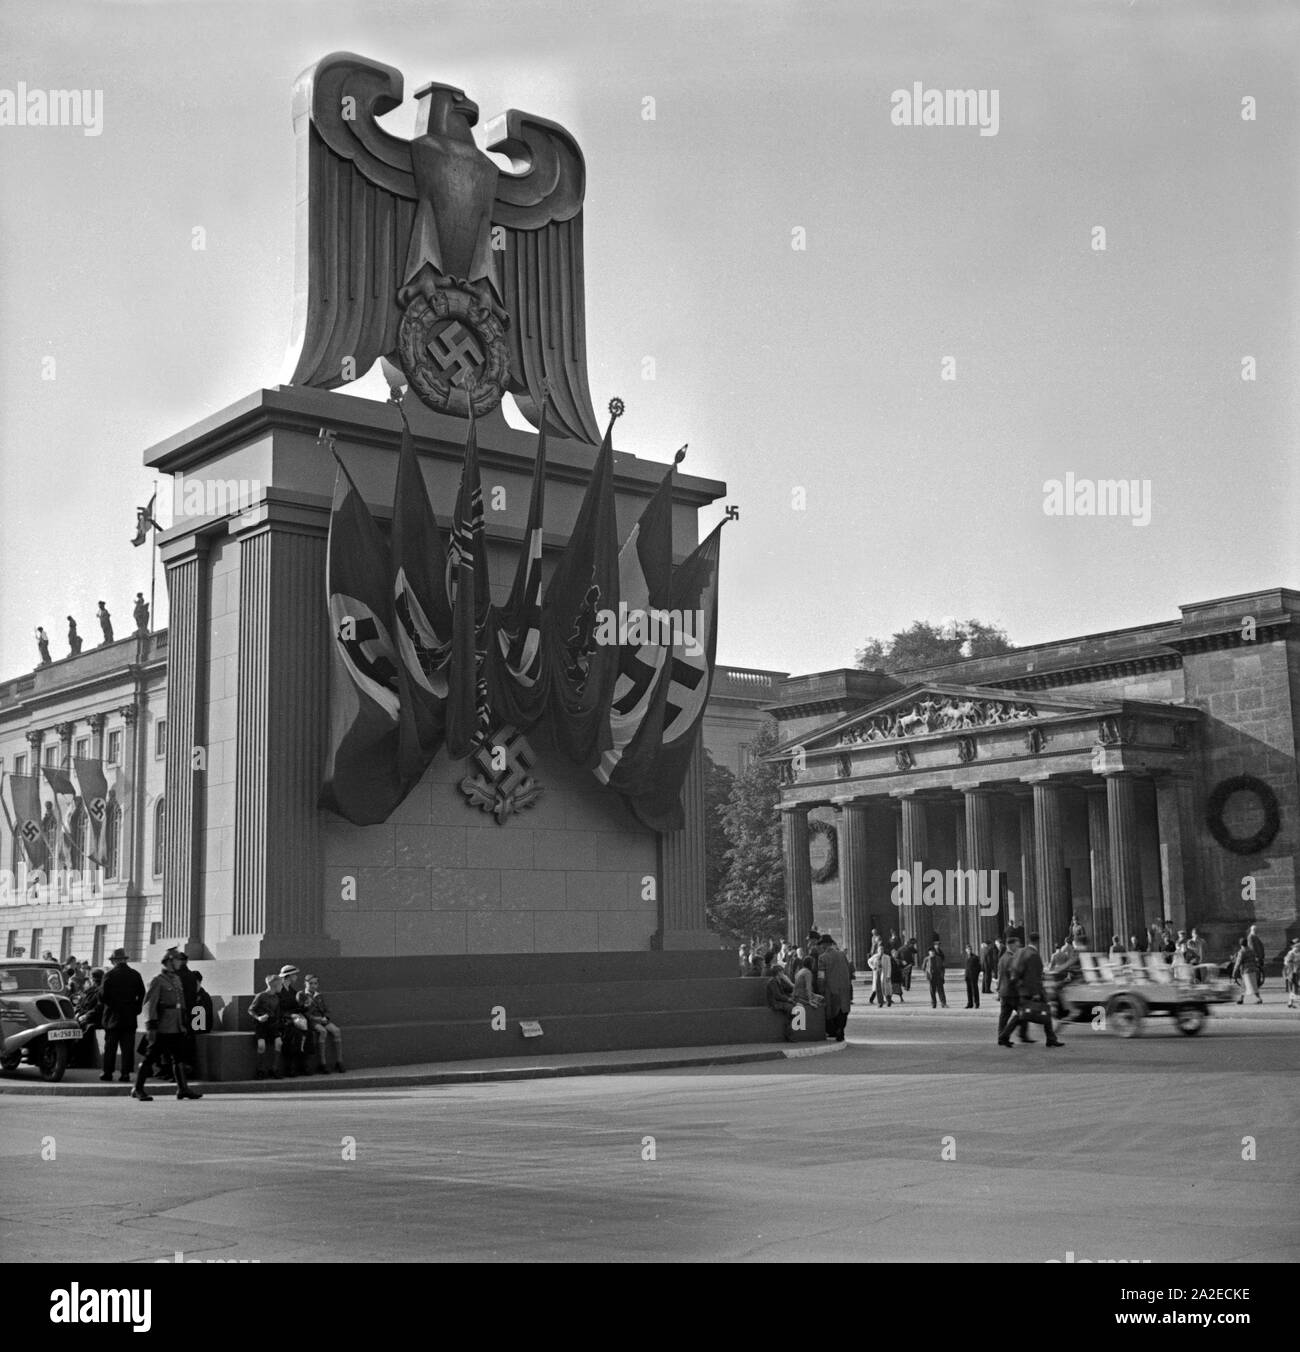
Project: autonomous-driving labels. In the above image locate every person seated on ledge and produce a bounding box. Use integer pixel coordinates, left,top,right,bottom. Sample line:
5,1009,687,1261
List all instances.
765,960,798,1041
249,973,284,1080
299,973,345,1074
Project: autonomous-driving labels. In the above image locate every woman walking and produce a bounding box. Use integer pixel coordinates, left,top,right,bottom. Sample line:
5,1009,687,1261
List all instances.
1232,938,1263,1004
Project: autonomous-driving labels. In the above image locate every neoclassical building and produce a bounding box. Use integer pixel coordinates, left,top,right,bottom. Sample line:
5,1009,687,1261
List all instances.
772,588,1299,969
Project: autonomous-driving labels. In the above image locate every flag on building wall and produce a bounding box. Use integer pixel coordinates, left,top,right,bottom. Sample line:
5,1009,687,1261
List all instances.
485,401,550,730
319,457,416,824
3,771,48,874
593,453,679,793
391,407,452,781
540,408,622,767
444,405,494,759
623,521,723,832
71,758,110,865
41,765,80,866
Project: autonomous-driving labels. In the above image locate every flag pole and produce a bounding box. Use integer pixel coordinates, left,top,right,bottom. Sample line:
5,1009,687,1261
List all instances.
149,477,158,633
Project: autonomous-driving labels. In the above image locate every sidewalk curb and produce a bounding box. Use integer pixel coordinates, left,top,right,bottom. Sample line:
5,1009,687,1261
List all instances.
0,1041,845,1097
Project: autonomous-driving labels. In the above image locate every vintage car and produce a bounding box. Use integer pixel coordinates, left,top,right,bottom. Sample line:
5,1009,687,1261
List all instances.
0,958,84,1080
1044,950,1235,1037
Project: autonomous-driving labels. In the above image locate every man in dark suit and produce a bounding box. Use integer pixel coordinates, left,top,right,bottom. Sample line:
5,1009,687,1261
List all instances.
996,934,1023,1047
816,934,854,1042
98,948,146,1082
1009,931,1064,1049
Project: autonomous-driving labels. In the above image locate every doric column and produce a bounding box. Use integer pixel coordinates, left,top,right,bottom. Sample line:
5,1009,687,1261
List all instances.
1154,773,1198,933
1017,796,1036,939
963,788,996,945
897,793,928,946
1031,780,1068,947
1086,786,1112,947
780,803,814,945
659,735,716,948
833,798,871,968
1106,771,1143,945
159,535,210,948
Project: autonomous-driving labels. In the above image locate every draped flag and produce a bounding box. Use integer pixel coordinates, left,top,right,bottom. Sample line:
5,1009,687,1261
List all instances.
624,522,723,832
320,456,415,824
592,450,680,793
41,765,80,866
131,492,160,547
4,771,48,874
391,402,452,781
540,404,622,767
445,404,494,759
71,758,110,865
484,400,550,730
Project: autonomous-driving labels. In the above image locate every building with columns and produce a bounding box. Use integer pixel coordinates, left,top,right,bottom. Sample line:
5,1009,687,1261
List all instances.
0,631,168,965
773,589,1299,970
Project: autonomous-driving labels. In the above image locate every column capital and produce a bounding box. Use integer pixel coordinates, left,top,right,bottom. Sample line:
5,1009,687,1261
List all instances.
776,799,813,815
54,722,76,740
88,712,107,732
829,795,868,808
117,704,139,726
25,728,44,749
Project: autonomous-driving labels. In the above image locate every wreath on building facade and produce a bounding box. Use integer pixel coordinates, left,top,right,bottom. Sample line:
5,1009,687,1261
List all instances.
1205,775,1280,856
809,818,839,884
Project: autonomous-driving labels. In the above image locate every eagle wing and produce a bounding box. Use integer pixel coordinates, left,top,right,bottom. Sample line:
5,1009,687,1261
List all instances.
282,52,418,390
486,110,601,444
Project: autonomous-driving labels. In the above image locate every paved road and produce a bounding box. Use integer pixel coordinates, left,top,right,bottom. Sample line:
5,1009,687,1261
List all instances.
2,1006,1296,1263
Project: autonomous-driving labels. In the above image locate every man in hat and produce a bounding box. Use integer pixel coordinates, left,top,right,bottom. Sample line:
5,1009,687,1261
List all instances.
132,949,203,1100
172,949,200,1079
817,933,854,1042
275,964,309,1076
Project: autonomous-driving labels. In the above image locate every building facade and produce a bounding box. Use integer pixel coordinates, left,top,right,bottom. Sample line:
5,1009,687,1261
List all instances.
0,630,167,966
772,589,1299,970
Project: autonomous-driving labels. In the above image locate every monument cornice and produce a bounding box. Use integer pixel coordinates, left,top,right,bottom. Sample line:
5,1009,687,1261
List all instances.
142,385,727,509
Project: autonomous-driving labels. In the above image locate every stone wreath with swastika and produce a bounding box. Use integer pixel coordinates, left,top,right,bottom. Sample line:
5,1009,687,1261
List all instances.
398,278,510,418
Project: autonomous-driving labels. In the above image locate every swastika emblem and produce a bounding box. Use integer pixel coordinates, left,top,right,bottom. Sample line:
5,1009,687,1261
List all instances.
426,320,484,382
21,821,40,843
460,723,544,824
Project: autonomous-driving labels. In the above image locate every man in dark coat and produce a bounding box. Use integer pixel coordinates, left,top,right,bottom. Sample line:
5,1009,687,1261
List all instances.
962,945,982,1008
995,934,1023,1047
817,934,853,1042
276,964,310,1075
99,948,145,1082
980,940,998,994
173,950,200,1078
1006,931,1064,1049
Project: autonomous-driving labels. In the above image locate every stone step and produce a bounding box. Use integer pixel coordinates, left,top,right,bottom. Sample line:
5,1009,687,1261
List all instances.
197,1002,826,1080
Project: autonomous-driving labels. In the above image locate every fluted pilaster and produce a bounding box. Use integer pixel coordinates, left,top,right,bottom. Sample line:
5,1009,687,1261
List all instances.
834,799,871,968
1107,772,1143,944
963,788,996,945
1032,780,1068,947
1086,787,1112,947
780,803,813,944
659,734,714,947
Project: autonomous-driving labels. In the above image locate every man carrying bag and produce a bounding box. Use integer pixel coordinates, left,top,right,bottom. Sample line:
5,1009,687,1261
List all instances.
1006,931,1064,1049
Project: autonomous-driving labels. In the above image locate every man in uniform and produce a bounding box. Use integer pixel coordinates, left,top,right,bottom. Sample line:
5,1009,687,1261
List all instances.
99,948,145,1083
996,932,1024,1047
816,933,854,1042
131,949,203,1101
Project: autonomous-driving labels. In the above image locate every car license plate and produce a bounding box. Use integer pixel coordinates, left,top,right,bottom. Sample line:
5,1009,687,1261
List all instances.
47,1028,81,1041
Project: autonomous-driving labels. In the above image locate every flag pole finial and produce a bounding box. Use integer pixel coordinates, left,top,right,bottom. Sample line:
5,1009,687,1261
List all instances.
607,396,625,421
673,443,687,466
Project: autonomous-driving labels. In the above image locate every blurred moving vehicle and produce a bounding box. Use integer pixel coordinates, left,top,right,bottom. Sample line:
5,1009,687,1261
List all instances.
1045,951,1234,1038
0,959,83,1081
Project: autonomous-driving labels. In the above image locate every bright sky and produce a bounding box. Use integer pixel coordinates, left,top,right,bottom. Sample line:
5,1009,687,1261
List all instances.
1,0,1298,680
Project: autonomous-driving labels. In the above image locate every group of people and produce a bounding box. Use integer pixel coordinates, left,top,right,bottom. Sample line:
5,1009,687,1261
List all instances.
751,930,854,1042
55,948,345,1091
247,965,345,1079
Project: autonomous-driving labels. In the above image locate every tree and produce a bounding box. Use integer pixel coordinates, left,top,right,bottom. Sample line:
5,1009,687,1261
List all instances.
701,749,734,909
855,618,1013,672
709,721,787,944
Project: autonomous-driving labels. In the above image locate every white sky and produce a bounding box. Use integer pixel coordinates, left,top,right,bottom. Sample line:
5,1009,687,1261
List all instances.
1,0,1298,679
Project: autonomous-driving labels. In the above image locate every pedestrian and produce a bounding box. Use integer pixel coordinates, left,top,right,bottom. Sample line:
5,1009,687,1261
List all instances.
996,933,1024,1047
899,936,918,991
74,967,105,1065
131,949,203,1100
172,949,200,1079
99,948,145,1083
793,955,817,1008
1007,932,1064,1049
737,944,751,976
1283,939,1300,1010
889,945,905,1005
962,945,981,1009
980,940,997,995
1068,913,1088,945
1232,939,1263,1004
249,973,285,1078
816,934,853,1042
1128,933,1145,954
276,964,312,1074
1246,925,1266,987
876,945,894,1008
923,940,947,1009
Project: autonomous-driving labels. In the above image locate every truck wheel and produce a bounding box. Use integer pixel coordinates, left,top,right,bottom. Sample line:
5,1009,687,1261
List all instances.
0,1051,21,1077
37,1043,68,1082
1107,993,1143,1038
1176,1006,1207,1035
